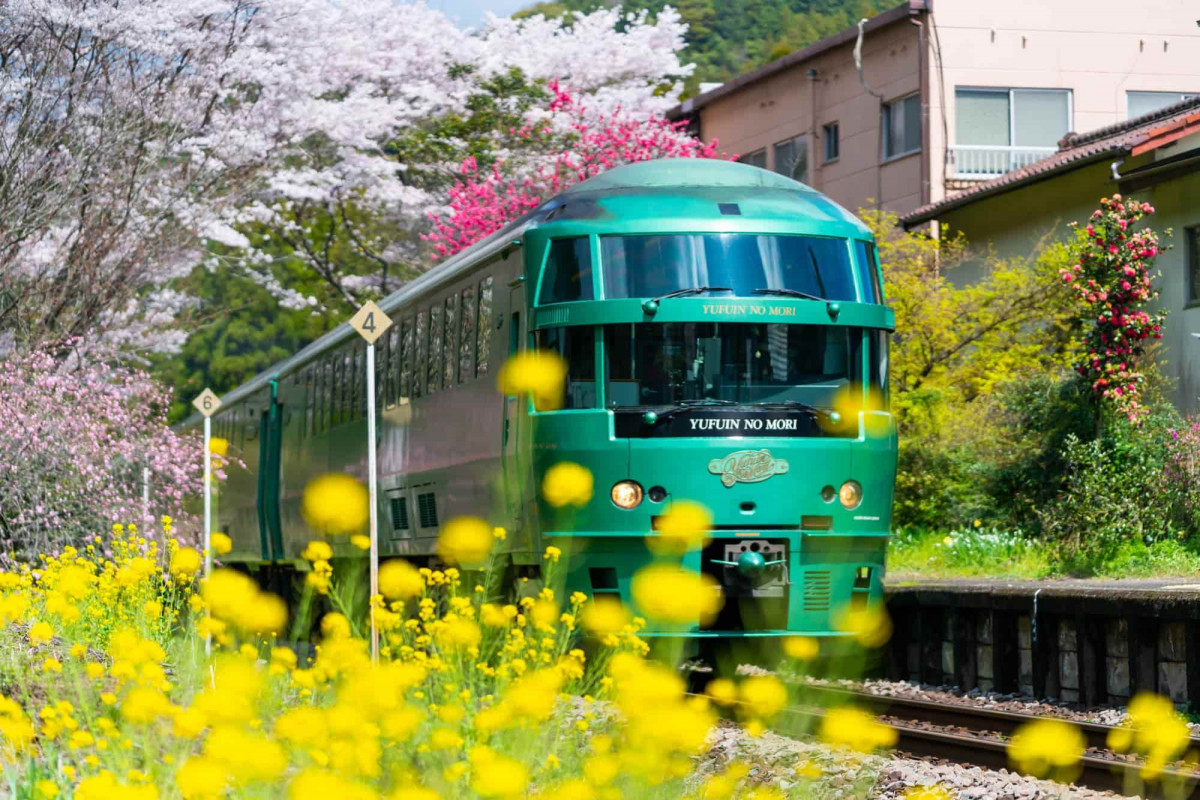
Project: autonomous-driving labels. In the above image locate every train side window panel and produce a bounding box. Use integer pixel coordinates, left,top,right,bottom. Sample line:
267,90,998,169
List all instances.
853,240,883,304
349,345,361,422
869,329,890,399
400,318,413,399
443,294,458,389
414,311,428,399
600,234,856,301
331,352,343,426
604,322,861,409
429,304,444,394
538,237,594,304
535,326,596,409
459,285,476,382
383,326,397,408
476,277,493,377
304,367,315,436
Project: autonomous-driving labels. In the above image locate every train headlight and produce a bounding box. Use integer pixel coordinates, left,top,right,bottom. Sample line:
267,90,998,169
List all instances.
838,480,863,510
611,480,644,509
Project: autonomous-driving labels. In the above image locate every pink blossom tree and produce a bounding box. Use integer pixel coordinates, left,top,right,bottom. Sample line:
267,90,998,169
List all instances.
1062,195,1166,423
424,82,725,259
0,350,204,557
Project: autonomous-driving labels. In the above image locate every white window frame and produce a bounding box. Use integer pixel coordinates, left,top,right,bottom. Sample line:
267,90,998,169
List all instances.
954,86,1073,148
882,93,922,161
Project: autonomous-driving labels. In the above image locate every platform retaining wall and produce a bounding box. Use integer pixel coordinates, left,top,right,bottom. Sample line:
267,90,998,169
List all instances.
885,581,1200,706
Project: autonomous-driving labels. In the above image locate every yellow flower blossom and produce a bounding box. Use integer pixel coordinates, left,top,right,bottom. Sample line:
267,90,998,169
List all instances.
542,462,594,508
209,532,233,556
170,548,203,578
378,560,424,600
302,473,369,536
1008,718,1084,781
631,565,723,625
649,500,712,554
436,517,493,567
818,707,898,753
497,349,567,410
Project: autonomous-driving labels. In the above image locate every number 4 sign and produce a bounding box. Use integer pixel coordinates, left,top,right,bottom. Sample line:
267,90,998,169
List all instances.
349,300,392,344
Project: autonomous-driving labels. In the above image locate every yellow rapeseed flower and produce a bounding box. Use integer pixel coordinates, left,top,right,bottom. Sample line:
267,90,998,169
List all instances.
737,675,788,722
541,462,594,508
497,349,567,410
28,621,52,646
580,598,630,637
783,635,820,661
904,785,954,800
436,517,493,567
208,437,229,457
1106,692,1190,780
379,560,424,600
209,532,233,556
302,473,369,536
630,565,723,625
649,500,712,555
350,534,371,550
469,746,531,798
176,756,225,799
818,707,898,753
1008,718,1084,781
171,548,203,578
833,602,892,649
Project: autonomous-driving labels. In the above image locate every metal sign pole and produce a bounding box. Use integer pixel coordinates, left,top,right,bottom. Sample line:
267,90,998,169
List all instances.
203,415,213,578
366,342,380,662
348,300,392,664
192,387,222,659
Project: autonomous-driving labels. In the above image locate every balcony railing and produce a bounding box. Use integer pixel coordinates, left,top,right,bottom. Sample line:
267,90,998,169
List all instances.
948,145,1057,179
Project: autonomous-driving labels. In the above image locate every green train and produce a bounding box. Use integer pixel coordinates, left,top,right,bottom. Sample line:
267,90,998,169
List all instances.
188,158,896,644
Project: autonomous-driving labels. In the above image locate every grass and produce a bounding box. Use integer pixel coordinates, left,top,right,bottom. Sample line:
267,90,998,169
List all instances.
887,527,1200,580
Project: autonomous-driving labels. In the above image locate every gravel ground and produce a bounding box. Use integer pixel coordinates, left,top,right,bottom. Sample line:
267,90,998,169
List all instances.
700,720,1129,799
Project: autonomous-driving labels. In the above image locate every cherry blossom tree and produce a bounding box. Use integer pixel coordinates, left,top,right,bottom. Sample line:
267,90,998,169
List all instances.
0,0,695,355
0,348,204,557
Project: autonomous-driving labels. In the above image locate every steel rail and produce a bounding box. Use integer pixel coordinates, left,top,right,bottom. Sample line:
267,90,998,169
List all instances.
694,690,1200,798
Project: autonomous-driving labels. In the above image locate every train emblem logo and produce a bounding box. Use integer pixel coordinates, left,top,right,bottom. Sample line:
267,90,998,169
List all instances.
707,449,789,488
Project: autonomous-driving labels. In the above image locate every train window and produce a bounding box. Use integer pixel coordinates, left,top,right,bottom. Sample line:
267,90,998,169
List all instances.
605,322,860,409
428,304,443,394
536,326,596,409
460,285,476,382
414,311,427,399
869,329,889,400
304,367,314,437
601,234,856,301
357,341,368,419
330,354,342,427
854,240,883,304
348,345,360,422
322,356,333,431
538,237,593,304
477,277,493,376
443,294,458,389
400,318,413,400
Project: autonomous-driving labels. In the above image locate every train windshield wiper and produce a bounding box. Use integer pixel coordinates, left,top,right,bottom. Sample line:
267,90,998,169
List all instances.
654,398,739,421
753,287,823,301
651,286,732,303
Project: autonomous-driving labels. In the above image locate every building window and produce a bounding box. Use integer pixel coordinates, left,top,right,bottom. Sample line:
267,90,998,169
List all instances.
1128,91,1198,119
739,149,766,169
822,122,839,162
1188,226,1200,305
882,93,921,160
953,88,1070,177
773,135,807,183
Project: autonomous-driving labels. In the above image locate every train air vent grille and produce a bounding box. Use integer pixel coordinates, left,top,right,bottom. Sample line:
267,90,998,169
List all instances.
417,492,439,529
802,570,832,611
390,496,409,531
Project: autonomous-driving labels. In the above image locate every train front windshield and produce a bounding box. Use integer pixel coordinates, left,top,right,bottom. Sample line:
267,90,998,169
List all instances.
604,322,860,409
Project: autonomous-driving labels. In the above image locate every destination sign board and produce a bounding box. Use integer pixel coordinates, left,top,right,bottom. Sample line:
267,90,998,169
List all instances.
613,408,851,439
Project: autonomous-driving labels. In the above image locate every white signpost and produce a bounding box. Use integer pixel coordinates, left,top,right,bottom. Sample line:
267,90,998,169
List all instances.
192,388,222,579
349,300,392,661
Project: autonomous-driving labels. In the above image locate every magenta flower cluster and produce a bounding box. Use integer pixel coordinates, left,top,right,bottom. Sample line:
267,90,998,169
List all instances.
423,81,725,259
1063,195,1166,423
0,350,204,557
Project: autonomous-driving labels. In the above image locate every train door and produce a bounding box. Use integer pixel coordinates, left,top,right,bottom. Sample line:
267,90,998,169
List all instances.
502,282,527,530
256,380,284,562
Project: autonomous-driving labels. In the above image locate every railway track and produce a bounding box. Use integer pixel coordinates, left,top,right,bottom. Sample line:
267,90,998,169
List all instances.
706,685,1200,797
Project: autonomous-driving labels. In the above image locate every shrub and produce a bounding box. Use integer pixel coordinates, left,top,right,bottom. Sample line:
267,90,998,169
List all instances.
0,350,202,557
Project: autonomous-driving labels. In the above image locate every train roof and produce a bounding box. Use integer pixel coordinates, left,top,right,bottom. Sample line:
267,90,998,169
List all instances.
183,159,871,423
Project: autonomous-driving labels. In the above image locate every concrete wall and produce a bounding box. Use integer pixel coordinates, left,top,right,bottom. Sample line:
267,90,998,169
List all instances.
929,0,1200,204
696,17,922,215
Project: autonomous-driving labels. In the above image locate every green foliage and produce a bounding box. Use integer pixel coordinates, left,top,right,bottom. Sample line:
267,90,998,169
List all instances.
888,526,1054,580
152,265,335,423
517,0,893,95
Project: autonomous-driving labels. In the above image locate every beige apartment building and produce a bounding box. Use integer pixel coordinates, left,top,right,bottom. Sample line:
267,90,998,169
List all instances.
670,0,1200,216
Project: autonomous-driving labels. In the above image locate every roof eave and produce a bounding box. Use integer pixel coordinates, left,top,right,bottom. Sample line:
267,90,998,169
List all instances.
666,1,927,121
899,148,1126,228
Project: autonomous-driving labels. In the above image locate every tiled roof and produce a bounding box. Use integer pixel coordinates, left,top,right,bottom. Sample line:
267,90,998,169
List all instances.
901,96,1200,227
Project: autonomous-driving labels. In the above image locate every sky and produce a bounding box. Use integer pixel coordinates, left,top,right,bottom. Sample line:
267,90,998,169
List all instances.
425,0,530,27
